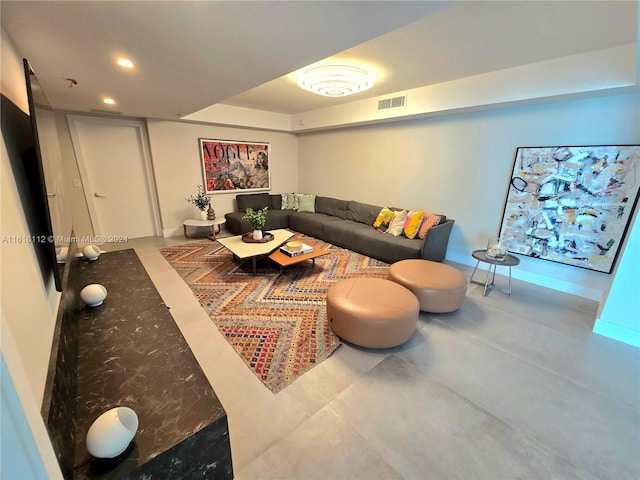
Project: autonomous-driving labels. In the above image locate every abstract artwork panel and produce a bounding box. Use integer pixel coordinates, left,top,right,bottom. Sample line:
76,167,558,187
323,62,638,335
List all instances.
199,139,270,193
499,145,640,273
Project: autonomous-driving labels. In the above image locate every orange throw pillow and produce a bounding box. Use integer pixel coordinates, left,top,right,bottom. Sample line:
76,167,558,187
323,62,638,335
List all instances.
417,213,443,239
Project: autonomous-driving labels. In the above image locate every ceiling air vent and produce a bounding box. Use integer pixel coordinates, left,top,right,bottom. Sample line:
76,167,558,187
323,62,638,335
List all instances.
90,109,123,115
378,94,407,111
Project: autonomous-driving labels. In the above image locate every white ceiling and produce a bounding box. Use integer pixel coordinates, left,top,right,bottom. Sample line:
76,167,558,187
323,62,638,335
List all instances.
1,1,637,120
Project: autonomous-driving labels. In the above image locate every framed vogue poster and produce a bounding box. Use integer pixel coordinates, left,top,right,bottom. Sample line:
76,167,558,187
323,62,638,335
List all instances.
498,145,640,273
199,139,270,193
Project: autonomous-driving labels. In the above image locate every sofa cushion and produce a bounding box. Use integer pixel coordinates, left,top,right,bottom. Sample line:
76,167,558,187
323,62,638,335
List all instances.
322,221,372,252
236,193,271,212
373,207,395,232
386,210,408,236
418,213,446,239
403,210,425,239
361,228,423,264
296,193,316,213
281,193,288,209
263,210,290,231
281,192,298,210
316,197,349,219
323,220,421,264
270,194,282,210
224,209,289,235
346,200,381,225
289,211,341,239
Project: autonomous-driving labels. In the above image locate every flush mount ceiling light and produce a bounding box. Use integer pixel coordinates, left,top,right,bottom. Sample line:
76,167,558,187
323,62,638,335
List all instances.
297,64,374,97
116,57,134,69
103,98,115,105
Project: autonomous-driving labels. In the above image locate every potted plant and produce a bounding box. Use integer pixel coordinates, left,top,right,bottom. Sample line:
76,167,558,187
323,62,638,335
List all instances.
186,185,211,220
243,206,268,239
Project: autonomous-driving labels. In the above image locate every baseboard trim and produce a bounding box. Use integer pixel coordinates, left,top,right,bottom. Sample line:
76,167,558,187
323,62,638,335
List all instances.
592,320,640,349
163,227,183,238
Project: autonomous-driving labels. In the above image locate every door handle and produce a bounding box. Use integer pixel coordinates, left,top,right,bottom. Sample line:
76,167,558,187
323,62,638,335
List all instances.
94,193,106,198
47,192,57,197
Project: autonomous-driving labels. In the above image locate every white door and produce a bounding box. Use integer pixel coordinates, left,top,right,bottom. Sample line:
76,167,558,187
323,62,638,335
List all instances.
67,115,160,240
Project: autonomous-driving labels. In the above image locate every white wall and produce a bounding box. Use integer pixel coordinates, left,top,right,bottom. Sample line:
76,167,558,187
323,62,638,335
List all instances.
291,44,637,133
1,354,49,479
1,27,64,478
0,129,60,403
594,209,640,347
298,92,640,299
0,26,60,409
146,120,299,237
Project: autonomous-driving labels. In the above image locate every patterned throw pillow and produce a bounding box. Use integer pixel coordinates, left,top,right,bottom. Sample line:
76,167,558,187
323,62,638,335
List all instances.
281,193,298,210
288,193,299,211
403,210,425,239
296,193,316,213
373,207,395,232
417,213,445,239
386,210,408,236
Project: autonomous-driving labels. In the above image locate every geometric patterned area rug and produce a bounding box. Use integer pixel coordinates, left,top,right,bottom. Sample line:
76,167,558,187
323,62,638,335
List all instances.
160,232,388,393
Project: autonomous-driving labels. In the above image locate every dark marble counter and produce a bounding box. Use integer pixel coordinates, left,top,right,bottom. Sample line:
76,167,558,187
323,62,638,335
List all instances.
68,249,232,479
42,240,81,479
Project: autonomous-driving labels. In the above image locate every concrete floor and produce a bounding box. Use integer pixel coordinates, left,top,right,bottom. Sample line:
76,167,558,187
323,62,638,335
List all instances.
107,235,639,480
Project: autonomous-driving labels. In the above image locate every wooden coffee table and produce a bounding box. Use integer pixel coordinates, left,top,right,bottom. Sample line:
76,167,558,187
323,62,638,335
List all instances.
269,245,330,274
217,229,293,275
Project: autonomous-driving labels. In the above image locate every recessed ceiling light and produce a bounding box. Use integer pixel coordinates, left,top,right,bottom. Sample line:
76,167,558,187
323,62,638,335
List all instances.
116,58,134,69
297,64,374,97
103,98,115,105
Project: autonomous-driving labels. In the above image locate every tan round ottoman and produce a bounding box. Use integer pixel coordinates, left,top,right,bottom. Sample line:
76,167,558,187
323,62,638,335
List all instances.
327,277,419,348
387,259,467,313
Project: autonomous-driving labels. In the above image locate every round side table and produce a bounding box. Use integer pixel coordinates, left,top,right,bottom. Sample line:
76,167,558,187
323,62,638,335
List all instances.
183,218,226,241
469,249,520,296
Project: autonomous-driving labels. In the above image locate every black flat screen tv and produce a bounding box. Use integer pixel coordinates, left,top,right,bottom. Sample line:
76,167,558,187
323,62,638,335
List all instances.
1,59,62,291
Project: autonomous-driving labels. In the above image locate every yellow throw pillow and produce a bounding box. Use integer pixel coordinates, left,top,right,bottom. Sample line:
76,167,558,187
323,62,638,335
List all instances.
403,210,425,239
373,207,395,232
386,210,408,236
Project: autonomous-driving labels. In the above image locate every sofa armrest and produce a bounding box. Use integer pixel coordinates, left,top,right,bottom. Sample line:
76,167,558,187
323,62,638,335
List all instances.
420,219,454,262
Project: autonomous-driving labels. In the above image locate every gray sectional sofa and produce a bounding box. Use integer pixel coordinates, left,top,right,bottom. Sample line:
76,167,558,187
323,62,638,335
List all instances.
224,193,454,264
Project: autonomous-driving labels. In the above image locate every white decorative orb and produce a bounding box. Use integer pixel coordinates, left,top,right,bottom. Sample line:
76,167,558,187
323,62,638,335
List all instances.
80,284,107,307
83,245,101,261
86,407,139,459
